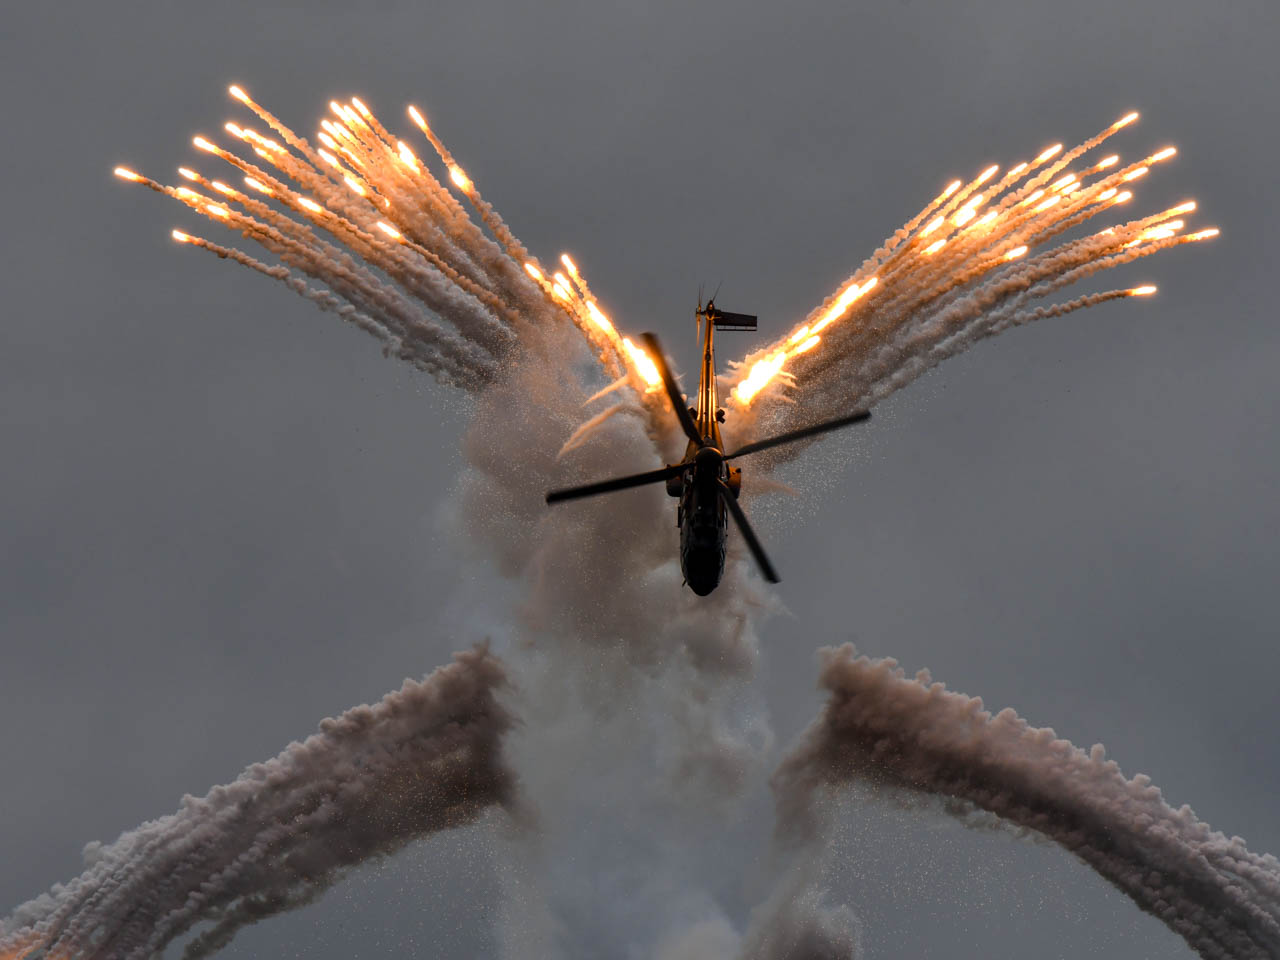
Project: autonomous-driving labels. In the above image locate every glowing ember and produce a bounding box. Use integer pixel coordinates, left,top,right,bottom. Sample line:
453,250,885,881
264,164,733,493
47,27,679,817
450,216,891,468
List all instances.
622,337,661,387
449,165,472,191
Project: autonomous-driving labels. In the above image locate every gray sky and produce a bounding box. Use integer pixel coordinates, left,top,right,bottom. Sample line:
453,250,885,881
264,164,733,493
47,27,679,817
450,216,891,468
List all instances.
2,0,1277,957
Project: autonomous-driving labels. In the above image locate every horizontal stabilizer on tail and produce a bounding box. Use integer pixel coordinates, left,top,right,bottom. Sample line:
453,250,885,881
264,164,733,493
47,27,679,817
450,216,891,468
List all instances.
711,309,757,331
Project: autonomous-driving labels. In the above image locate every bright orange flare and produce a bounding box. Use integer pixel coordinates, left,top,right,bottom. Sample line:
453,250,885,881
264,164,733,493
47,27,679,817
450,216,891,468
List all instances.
794,335,820,354
1097,154,1120,170
376,221,402,240
1127,226,1177,247
1033,195,1062,213
1113,190,1133,204
178,167,198,181
1170,201,1197,215
952,206,976,226
1150,146,1177,162
318,148,341,168
206,203,230,218
114,166,143,182
342,105,366,130
1008,162,1029,177
975,210,999,227
921,216,945,237
297,197,323,213
1096,187,1118,201
243,176,272,195
622,337,661,387
192,136,218,153
351,96,372,119
408,105,427,129
1113,111,1140,129
229,84,250,104
396,141,419,169
524,262,544,281
586,300,615,334
211,181,235,196
976,164,1000,185
172,229,193,242
810,277,876,334
1004,245,1028,260
923,238,947,255
734,350,787,404
1122,166,1148,182
1189,228,1220,240
788,325,812,346
1035,143,1063,164
1050,173,1077,192
449,165,472,191
941,180,962,198
560,253,578,276
1129,285,1157,295
343,175,367,196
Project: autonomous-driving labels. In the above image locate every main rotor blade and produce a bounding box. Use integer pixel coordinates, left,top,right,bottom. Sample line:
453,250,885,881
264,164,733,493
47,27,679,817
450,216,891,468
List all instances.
546,463,685,504
725,409,871,461
716,480,780,584
639,332,703,448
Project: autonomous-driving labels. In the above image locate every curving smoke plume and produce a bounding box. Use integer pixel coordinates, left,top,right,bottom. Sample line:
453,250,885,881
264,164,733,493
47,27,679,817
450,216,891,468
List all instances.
0,646,515,960
86,91,1254,958
770,645,1280,960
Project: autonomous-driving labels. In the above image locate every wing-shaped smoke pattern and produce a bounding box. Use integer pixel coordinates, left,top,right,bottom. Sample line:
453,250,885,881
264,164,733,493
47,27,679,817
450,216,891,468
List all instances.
770,645,1280,960
97,89,1254,958
0,646,515,960
722,116,1217,453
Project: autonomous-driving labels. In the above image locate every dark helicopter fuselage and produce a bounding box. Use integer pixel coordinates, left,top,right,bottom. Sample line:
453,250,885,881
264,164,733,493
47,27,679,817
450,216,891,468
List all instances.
665,309,741,595
543,299,866,594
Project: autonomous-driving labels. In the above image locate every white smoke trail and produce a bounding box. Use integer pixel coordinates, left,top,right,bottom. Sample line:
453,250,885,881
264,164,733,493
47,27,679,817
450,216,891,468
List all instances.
443,321,789,959
102,93,1241,959
0,646,516,960
726,117,1214,444
769,645,1280,960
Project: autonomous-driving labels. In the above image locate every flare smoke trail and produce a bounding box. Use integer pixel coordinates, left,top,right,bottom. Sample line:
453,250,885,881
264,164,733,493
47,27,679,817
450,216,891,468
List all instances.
725,118,1216,448
0,646,515,960
770,646,1280,960
91,88,1244,957
114,93,1216,461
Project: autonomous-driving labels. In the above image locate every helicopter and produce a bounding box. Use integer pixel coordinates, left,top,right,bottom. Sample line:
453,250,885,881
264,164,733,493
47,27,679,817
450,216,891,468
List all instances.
545,299,871,595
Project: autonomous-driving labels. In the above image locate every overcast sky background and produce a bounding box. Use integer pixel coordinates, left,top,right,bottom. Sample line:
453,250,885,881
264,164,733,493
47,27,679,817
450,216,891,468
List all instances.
2,1,1277,957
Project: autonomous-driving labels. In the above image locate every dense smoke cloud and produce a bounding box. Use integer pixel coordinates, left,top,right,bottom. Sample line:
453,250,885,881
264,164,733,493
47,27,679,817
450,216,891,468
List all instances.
0,646,515,960
770,645,1280,960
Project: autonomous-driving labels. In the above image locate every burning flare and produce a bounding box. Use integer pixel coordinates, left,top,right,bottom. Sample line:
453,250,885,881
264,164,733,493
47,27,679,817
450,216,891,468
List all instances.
725,111,1215,409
